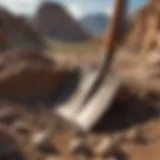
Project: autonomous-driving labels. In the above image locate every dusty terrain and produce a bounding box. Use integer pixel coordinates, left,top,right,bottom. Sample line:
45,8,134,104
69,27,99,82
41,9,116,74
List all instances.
0,0,159,160
0,42,159,160
0,100,159,160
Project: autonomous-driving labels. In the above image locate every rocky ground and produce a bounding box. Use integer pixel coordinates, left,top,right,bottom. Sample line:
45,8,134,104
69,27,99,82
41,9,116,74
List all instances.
0,1,160,158
0,98,159,160
0,45,159,160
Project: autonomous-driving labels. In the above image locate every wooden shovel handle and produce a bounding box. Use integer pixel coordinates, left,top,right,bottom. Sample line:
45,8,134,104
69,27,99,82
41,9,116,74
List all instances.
103,0,127,70
83,0,128,104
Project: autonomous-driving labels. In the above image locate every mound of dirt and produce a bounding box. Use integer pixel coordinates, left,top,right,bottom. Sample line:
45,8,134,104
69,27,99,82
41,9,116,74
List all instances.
33,2,91,42
0,8,46,51
0,48,71,104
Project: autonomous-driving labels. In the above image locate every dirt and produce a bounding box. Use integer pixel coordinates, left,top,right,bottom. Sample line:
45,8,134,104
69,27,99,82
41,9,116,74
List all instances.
0,96,159,160
0,2,159,157
0,58,158,160
0,54,158,160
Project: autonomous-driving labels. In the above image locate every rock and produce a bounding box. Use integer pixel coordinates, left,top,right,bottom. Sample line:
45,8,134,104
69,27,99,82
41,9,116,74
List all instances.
32,2,90,42
94,137,113,156
32,130,59,156
31,130,50,145
0,129,25,160
69,137,93,158
124,128,138,142
69,138,84,152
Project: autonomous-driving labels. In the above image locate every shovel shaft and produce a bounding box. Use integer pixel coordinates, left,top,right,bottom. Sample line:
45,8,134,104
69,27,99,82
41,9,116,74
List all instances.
103,0,128,71
83,0,128,104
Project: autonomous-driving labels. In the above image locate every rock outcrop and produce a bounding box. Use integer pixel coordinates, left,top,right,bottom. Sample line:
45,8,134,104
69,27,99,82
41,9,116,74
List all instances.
33,2,91,42
124,0,160,54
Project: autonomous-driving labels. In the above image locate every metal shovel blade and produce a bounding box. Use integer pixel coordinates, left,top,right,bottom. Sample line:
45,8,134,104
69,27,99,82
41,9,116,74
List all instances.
55,69,99,120
75,75,121,131
55,72,121,131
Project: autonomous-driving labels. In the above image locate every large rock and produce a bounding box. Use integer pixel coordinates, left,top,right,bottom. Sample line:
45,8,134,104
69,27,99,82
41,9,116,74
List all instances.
33,2,91,42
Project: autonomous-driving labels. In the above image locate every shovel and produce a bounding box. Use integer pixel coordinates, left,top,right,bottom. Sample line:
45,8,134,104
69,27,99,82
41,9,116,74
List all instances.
54,0,128,131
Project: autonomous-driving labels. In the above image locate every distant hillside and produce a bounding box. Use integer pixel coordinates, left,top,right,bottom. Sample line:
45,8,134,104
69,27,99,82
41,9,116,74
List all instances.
0,8,45,51
79,13,109,37
33,2,90,42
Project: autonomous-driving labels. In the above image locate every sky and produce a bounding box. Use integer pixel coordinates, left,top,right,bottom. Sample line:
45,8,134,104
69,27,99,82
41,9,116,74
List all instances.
0,0,149,19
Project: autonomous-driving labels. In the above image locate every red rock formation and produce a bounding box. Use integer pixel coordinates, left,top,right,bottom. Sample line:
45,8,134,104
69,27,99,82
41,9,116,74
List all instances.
33,2,91,42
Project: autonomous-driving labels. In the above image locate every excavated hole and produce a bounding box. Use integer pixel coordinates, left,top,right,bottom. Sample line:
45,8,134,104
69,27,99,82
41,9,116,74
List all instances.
92,89,158,134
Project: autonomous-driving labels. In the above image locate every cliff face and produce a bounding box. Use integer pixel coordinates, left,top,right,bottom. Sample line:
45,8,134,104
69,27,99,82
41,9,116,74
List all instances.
124,0,160,54
0,8,46,51
33,2,91,42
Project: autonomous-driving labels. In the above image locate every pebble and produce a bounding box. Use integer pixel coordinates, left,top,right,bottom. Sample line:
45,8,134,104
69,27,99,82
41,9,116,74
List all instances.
69,138,84,152
31,130,50,145
124,128,138,141
13,121,31,136
32,130,59,155
0,108,21,124
69,137,93,158
94,137,113,156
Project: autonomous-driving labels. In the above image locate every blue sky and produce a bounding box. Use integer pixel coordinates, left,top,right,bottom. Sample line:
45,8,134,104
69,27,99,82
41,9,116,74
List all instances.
0,0,149,18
